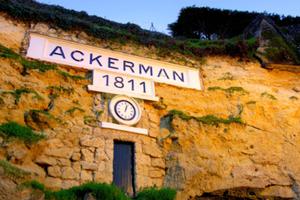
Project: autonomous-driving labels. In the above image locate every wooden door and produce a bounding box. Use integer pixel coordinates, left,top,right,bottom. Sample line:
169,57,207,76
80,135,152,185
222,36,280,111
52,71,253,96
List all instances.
113,141,135,196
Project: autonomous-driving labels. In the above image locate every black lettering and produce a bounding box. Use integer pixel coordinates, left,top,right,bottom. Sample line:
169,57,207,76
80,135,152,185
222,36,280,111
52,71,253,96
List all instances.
108,57,119,70
123,60,135,73
71,50,84,62
173,71,185,82
49,46,65,59
157,68,170,79
139,64,153,76
89,54,102,67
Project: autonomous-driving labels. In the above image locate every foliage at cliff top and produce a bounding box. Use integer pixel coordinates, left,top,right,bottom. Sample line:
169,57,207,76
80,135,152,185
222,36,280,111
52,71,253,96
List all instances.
0,0,258,60
169,7,300,39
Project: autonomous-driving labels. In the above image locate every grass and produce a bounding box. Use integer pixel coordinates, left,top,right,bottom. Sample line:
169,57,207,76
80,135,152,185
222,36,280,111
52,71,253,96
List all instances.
0,160,30,180
0,121,45,144
135,187,176,200
261,92,277,100
168,110,243,126
208,86,248,95
1,88,43,104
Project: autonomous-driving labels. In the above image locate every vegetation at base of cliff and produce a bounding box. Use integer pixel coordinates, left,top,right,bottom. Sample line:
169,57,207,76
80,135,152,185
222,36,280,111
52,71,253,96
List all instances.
167,110,243,125
208,86,248,95
135,187,177,200
0,0,260,60
1,88,43,104
0,160,30,180
23,181,130,200
0,121,45,144
23,181,177,200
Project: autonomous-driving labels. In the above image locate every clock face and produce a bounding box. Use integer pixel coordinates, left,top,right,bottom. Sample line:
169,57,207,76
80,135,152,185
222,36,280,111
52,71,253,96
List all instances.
115,100,136,121
109,96,142,126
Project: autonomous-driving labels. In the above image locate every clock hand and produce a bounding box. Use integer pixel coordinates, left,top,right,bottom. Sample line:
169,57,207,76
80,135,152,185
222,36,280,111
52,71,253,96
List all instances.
125,105,128,112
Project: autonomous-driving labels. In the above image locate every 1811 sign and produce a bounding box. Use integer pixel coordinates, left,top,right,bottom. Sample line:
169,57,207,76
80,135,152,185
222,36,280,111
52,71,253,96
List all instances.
88,70,156,101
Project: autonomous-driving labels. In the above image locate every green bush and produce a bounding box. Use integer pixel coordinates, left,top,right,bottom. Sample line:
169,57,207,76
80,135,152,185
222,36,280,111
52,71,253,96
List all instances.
22,180,46,191
135,187,176,200
24,181,131,200
0,160,30,180
0,121,45,144
23,181,177,200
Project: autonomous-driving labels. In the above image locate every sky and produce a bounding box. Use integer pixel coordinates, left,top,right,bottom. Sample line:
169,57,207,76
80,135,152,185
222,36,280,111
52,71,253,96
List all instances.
37,0,300,35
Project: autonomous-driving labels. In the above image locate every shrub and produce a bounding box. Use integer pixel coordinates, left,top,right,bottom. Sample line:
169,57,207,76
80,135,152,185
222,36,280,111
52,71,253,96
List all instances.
0,121,45,144
135,187,176,200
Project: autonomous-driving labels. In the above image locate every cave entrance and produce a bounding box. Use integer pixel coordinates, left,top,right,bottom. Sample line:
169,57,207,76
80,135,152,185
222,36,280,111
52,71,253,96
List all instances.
113,141,135,196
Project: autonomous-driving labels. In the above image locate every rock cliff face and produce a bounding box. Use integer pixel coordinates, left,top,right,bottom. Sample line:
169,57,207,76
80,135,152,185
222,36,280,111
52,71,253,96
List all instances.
0,13,300,200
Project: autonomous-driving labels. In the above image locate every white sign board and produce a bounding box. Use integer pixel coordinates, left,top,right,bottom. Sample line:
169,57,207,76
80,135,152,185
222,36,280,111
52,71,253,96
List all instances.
27,34,202,90
88,70,158,101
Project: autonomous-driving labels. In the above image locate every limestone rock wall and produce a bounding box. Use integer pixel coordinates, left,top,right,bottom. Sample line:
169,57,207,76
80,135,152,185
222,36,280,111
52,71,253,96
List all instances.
0,13,300,200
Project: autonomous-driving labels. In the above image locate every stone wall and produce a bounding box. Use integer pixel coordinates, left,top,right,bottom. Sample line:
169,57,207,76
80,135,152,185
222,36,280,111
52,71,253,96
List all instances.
0,13,300,200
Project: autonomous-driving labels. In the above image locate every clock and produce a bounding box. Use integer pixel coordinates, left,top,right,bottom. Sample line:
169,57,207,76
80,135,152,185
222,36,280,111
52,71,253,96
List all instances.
109,95,142,126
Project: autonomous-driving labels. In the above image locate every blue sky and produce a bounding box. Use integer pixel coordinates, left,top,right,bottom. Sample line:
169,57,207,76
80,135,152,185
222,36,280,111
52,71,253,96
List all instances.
38,0,300,34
